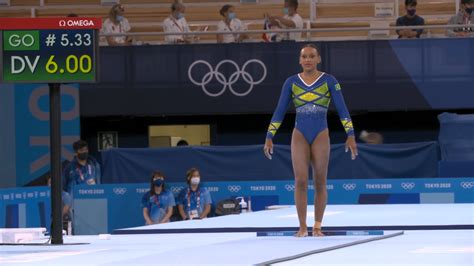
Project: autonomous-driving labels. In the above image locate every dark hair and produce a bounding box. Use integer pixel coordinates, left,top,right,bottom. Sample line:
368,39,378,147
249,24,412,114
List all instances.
461,0,474,4
177,139,189,146
67,13,78,17
72,140,88,152
301,43,320,55
285,0,298,10
405,0,417,6
220,4,233,17
186,168,199,184
149,171,165,196
171,2,184,11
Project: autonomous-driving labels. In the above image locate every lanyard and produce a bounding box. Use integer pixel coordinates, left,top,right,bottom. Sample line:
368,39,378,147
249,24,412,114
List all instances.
111,22,123,33
187,188,200,211
152,194,161,207
225,21,233,32
76,164,92,181
171,17,184,32
226,22,239,39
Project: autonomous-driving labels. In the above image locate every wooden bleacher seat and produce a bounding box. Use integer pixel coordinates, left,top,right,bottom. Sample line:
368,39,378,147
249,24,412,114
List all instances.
44,0,100,5
35,7,109,17
0,8,31,18
121,0,172,4
112,6,169,23
184,0,240,3
310,21,370,39
317,3,374,19
10,0,39,6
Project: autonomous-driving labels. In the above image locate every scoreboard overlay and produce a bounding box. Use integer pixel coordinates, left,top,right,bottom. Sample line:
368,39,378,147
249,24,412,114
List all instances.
0,18,101,83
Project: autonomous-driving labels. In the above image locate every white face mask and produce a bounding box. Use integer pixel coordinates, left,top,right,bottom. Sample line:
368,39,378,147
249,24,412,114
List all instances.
190,177,200,185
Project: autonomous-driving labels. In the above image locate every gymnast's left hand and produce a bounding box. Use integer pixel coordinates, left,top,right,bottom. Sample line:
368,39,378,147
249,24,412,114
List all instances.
263,139,274,160
345,136,358,160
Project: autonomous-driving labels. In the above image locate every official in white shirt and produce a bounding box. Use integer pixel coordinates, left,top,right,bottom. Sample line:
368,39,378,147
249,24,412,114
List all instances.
266,0,304,41
216,5,248,43
163,2,192,44
101,4,132,46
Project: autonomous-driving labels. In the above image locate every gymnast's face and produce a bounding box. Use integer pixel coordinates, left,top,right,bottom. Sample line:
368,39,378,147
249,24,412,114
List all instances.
299,47,321,72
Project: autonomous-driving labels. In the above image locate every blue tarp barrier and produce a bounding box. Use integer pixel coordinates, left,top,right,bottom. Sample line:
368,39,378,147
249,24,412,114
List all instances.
439,161,474,177
438,112,474,161
101,142,439,184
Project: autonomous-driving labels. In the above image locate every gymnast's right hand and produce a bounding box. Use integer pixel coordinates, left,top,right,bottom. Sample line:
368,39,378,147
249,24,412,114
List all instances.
263,139,274,160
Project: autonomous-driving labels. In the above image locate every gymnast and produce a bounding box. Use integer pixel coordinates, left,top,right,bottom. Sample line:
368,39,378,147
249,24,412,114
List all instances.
264,44,358,237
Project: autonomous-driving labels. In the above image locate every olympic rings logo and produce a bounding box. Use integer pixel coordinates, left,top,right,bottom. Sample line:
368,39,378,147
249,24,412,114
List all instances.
284,184,295,191
460,182,474,189
342,183,357,191
113,187,127,195
188,59,267,97
227,185,242,193
170,186,184,194
401,182,416,190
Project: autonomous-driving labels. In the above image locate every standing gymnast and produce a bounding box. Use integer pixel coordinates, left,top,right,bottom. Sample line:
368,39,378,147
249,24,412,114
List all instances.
264,44,358,237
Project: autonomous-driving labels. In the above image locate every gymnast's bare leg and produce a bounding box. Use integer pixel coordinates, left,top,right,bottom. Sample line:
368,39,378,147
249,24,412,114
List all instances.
310,129,330,236
291,128,311,237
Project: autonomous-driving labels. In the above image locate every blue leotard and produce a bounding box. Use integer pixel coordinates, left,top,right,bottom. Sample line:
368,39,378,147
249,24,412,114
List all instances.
266,73,354,144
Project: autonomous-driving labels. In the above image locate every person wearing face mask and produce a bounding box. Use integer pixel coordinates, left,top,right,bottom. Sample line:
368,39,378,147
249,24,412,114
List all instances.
63,140,101,193
265,0,304,41
101,4,132,46
177,168,212,220
217,4,248,43
142,171,176,225
396,0,425,39
447,0,474,37
163,2,192,44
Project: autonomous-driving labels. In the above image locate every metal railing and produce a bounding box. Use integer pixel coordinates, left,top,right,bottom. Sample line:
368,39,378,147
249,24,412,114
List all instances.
101,24,470,37
99,24,473,44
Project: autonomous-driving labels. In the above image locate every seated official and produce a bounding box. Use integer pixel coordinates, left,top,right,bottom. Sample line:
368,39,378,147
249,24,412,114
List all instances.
177,168,212,220
142,171,176,225
163,2,192,44
101,4,132,46
447,0,474,37
396,0,425,39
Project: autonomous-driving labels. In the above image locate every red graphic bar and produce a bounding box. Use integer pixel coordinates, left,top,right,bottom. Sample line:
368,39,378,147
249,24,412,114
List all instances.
0,18,102,30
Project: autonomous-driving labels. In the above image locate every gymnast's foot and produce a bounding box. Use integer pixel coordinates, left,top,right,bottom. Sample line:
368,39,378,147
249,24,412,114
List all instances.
312,226,325,237
295,226,308,237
